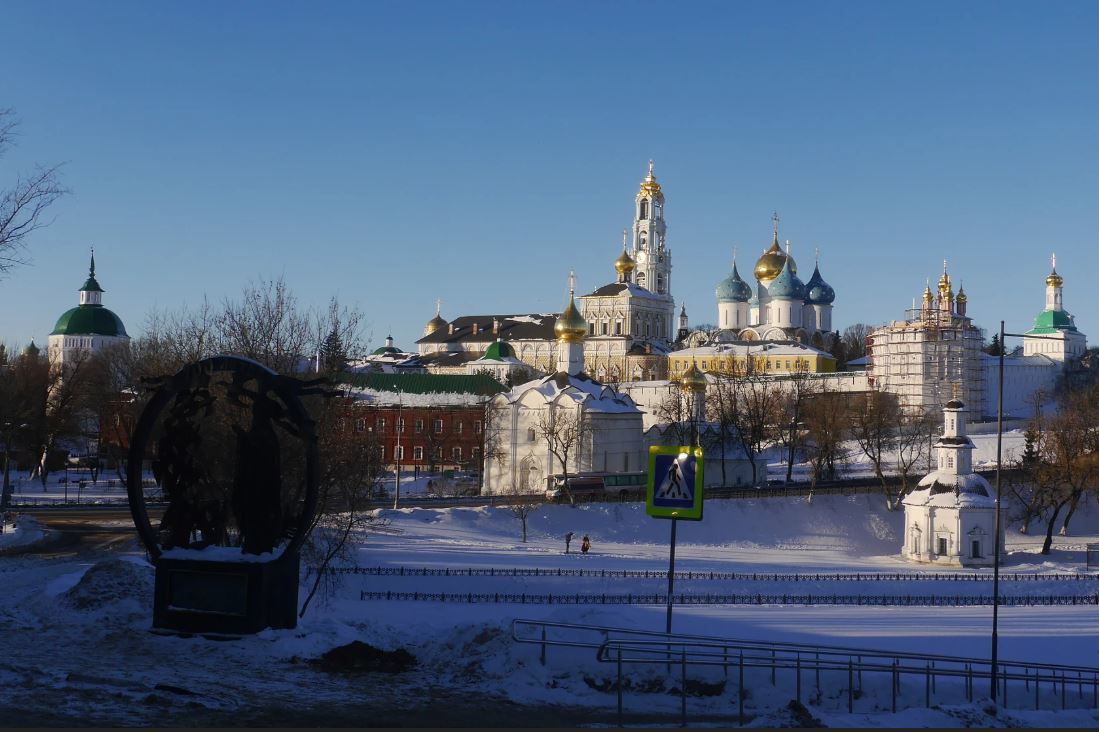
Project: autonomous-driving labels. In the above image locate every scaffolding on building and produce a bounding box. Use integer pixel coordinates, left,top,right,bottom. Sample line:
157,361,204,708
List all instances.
867,304,986,419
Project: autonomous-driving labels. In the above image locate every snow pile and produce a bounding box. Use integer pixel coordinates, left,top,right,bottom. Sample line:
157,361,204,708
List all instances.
62,558,154,611
0,514,45,551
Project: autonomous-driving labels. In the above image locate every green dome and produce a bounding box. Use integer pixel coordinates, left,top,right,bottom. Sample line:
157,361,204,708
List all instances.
1026,308,1077,335
50,305,128,337
372,346,400,356
482,340,516,361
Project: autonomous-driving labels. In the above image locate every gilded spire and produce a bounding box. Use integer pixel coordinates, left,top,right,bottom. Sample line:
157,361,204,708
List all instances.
1047,252,1063,287
638,159,663,198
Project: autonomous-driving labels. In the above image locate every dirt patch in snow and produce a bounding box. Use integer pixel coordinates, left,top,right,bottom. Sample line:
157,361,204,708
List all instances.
62,559,153,610
310,640,416,674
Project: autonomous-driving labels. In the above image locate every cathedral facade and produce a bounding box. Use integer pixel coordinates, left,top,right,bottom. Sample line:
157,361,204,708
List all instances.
708,214,837,350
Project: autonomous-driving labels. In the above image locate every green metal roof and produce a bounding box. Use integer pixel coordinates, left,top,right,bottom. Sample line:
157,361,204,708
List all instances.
80,275,104,293
50,305,129,337
340,372,507,396
1025,308,1077,335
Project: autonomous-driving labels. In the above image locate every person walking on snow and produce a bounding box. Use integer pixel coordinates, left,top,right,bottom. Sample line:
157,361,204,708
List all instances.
581,535,591,554
565,531,574,554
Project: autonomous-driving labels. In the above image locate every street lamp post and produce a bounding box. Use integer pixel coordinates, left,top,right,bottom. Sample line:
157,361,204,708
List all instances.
393,392,403,510
989,324,1062,702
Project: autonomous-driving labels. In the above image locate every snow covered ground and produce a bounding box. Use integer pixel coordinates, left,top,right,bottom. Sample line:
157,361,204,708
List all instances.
4,492,1099,726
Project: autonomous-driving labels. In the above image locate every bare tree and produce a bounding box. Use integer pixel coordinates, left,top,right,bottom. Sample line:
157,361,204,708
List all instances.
708,371,779,486
893,408,934,502
775,370,818,483
850,390,902,508
801,388,850,493
505,482,540,543
841,323,874,363
1032,386,1099,552
0,109,68,276
535,402,591,506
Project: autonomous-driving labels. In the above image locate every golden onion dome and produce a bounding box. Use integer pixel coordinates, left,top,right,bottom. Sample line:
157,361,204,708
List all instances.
1047,269,1064,288
614,248,636,274
679,363,708,392
922,283,934,302
754,235,797,282
554,295,588,343
424,313,447,336
638,160,663,199
956,287,967,304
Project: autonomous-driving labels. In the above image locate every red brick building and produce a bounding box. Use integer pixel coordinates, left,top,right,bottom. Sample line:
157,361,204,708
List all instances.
340,372,506,473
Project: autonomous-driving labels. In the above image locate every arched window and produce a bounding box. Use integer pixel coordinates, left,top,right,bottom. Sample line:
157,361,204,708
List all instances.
636,272,646,288
654,201,662,219
639,232,648,250
639,200,649,219
657,275,665,293
527,427,536,442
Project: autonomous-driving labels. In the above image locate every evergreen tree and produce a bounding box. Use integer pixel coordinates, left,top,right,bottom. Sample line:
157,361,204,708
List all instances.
985,333,1002,356
1021,426,1040,465
318,327,347,374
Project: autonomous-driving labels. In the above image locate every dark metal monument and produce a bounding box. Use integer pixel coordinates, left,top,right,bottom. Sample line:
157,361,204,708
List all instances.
127,356,322,634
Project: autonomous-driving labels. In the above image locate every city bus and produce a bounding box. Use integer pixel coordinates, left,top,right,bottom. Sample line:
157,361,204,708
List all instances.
545,471,647,502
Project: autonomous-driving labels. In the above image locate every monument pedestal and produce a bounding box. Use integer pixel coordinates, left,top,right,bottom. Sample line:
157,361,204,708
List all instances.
153,553,300,634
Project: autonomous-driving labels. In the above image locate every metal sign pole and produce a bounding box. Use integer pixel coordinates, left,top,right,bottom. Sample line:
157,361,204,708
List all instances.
666,517,678,634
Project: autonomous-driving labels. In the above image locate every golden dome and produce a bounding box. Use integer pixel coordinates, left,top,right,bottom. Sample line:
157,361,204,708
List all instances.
679,363,708,392
922,282,934,302
554,295,588,343
1047,270,1063,287
638,160,663,199
424,313,447,336
956,286,967,303
614,248,636,274
754,235,797,282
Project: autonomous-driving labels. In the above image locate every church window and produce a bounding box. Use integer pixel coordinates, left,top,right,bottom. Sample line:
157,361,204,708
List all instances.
639,232,648,250
937,537,947,555
589,323,595,335
601,321,608,336
615,320,622,335
947,454,954,468
657,275,665,293
636,272,646,288
640,200,649,219
654,201,662,219
527,427,536,442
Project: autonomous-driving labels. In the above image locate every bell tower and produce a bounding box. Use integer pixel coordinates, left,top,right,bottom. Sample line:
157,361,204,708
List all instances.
630,160,676,341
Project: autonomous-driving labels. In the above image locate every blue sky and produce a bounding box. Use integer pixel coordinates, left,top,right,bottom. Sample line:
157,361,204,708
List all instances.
2,1,1097,352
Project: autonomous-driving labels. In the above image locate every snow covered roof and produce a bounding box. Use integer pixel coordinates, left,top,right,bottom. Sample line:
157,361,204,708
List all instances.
906,471,994,507
498,372,642,414
339,373,506,406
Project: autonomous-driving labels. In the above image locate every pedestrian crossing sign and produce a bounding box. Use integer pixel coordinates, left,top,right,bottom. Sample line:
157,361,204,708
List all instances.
646,445,703,520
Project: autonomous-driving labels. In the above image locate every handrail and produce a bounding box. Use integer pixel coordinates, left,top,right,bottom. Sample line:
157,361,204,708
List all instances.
512,618,1099,676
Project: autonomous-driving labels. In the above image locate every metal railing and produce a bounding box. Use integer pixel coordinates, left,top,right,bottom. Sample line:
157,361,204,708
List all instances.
331,564,1095,582
512,619,1099,726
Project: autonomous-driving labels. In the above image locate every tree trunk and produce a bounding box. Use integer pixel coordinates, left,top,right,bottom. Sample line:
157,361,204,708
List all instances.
1059,491,1083,536
1042,499,1069,555
521,513,527,543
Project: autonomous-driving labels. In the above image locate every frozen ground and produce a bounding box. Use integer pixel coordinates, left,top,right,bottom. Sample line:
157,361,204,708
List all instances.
4,492,1099,727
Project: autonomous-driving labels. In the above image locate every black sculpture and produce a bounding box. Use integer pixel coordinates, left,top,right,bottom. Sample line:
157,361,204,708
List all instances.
127,356,325,634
